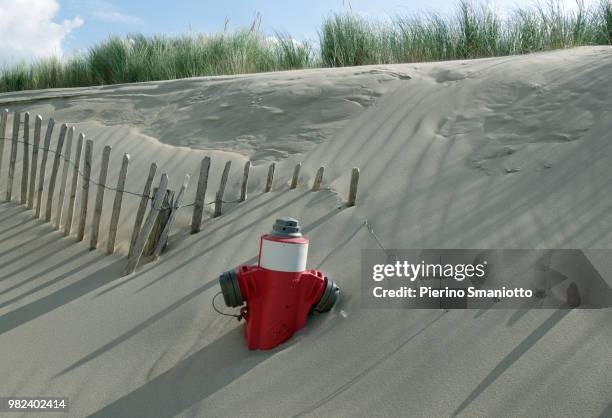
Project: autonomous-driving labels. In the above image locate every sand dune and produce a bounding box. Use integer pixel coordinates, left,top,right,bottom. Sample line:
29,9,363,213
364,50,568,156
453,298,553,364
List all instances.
0,46,611,417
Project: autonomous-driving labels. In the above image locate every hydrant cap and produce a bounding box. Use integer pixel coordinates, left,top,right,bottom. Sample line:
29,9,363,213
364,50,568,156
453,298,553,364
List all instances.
271,217,302,238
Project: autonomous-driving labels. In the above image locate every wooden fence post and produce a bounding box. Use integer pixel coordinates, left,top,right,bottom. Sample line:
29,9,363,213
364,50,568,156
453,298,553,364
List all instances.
265,162,275,192
35,119,55,218
64,133,83,236
27,115,42,209
106,153,130,255
0,109,7,186
20,112,30,204
291,162,301,189
190,157,210,234
347,167,360,207
77,139,93,241
144,189,174,256
566,282,581,308
55,126,74,228
312,166,324,191
6,111,20,202
44,123,67,222
240,160,250,202
90,145,111,250
125,174,169,275
128,162,157,257
214,161,231,217
153,174,190,259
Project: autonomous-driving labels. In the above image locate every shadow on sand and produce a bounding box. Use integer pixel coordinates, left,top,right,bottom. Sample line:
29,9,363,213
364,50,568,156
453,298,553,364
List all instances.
61,203,346,375
89,327,274,418
0,258,122,335
0,189,353,417
452,309,570,416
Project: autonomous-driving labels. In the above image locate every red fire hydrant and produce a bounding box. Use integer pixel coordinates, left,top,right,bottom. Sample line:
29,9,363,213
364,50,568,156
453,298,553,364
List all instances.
219,217,339,350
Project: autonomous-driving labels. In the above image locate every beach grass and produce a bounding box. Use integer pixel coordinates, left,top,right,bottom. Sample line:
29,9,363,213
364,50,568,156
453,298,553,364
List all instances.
320,0,612,65
0,30,313,92
1,0,611,93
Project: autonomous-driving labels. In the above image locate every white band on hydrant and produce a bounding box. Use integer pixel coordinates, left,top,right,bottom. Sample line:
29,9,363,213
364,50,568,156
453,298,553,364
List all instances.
260,239,308,272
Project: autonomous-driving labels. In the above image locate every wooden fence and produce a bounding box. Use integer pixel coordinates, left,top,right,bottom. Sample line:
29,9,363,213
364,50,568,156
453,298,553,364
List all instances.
0,109,361,275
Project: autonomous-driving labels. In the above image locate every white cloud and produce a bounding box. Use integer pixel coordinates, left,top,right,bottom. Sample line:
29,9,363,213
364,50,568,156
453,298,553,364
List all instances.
92,9,141,24
80,0,142,24
0,0,83,65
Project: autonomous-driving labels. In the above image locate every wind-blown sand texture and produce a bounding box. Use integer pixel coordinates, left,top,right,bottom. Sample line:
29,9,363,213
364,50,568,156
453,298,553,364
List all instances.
0,46,611,417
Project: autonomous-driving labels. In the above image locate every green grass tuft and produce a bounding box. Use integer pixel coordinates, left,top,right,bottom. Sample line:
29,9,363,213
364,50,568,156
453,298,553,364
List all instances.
320,0,612,66
0,29,313,93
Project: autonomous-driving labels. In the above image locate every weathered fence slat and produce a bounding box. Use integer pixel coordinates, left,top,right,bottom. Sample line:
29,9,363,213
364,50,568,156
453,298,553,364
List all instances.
347,167,360,207
64,133,84,236
6,111,20,202
27,115,42,209
566,282,581,308
190,157,210,234
44,123,67,222
214,161,232,217
153,174,190,259
107,153,130,255
55,126,74,228
90,145,111,250
145,189,174,256
128,162,157,257
291,163,301,189
240,160,250,202
265,162,275,192
20,112,30,204
125,173,169,275
35,119,55,218
0,109,8,184
77,139,93,241
312,166,324,191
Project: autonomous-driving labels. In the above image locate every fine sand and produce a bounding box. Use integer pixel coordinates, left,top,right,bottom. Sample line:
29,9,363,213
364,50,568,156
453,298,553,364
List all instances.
0,46,611,417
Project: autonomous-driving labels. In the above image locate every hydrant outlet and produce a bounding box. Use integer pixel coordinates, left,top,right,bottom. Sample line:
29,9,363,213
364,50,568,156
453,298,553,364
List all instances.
219,269,243,308
315,277,340,313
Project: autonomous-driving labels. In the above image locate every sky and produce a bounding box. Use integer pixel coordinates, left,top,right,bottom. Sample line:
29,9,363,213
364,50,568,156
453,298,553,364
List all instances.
0,0,582,65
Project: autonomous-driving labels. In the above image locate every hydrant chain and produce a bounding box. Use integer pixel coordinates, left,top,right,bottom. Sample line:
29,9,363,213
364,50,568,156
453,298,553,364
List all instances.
212,292,243,321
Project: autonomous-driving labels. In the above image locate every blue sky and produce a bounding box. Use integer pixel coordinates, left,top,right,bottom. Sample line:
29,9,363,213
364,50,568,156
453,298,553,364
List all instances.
56,0,550,50
0,0,580,65
55,0,483,49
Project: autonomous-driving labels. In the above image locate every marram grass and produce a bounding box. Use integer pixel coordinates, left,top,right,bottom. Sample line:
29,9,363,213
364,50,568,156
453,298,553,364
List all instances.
320,0,612,66
1,0,611,93
0,30,313,92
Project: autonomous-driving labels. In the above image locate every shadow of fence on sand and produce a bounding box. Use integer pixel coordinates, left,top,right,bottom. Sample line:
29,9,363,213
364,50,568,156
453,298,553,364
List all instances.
452,309,570,417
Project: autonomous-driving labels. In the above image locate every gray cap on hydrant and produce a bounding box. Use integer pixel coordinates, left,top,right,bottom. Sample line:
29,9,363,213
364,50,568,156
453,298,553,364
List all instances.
271,217,302,238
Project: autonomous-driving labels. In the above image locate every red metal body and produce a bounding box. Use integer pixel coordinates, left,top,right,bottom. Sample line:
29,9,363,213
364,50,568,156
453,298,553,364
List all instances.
236,266,326,350
233,234,327,350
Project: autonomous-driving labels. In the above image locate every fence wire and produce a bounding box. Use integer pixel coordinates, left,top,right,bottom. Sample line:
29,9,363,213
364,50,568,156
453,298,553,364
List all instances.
362,219,390,254
0,136,241,210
